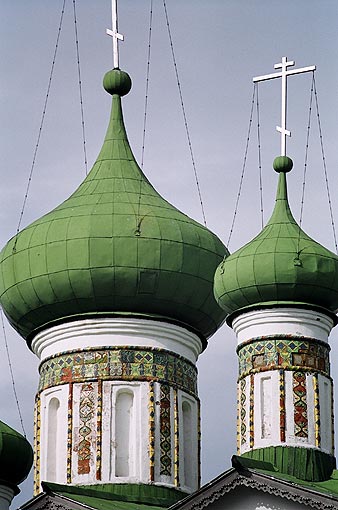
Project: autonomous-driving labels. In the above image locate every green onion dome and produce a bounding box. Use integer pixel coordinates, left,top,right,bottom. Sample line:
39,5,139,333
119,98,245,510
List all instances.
0,69,228,343
0,421,33,488
214,156,338,320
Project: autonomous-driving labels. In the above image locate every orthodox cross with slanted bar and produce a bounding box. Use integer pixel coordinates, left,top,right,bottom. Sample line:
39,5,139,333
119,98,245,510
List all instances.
253,56,316,156
106,0,124,69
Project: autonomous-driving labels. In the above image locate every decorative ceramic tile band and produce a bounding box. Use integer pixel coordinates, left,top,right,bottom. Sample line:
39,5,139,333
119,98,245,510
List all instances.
249,374,254,448
38,346,197,397
33,395,41,495
160,384,172,476
238,337,330,379
313,374,321,448
78,383,95,475
236,383,240,453
240,378,247,446
174,389,179,487
67,384,73,484
279,370,286,443
148,381,155,481
96,380,102,481
293,371,308,438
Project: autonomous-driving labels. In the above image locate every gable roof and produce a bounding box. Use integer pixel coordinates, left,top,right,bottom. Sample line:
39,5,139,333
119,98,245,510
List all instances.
169,457,338,510
18,482,184,510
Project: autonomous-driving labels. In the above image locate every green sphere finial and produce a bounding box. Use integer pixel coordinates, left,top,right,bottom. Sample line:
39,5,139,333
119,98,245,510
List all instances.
103,69,132,96
273,156,293,173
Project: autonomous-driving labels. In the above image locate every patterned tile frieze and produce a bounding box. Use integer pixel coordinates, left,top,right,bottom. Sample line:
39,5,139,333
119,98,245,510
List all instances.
313,374,321,448
38,346,197,397
240,378,247,446
238,337,330,379
249,374,254,448
96,380,102,481
160,384,172,476
67,384,73,484
173,389,179,487
293,372,308,438
279,370,286,443
33,395,41,495
148,381,155,482
78,383,95,475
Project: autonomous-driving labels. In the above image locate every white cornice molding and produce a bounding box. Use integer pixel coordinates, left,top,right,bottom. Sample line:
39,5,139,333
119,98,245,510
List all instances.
232,308,334,345
31,318,203,363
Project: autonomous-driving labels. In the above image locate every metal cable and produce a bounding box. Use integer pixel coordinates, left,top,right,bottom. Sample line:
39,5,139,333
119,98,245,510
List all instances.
313,75,338,252
298,75,314,240
1,309,26,437
73,0,88,176
256,85,264,229
13,0,66,249
227,84,256,247
162,0,207,227
136,0,153,235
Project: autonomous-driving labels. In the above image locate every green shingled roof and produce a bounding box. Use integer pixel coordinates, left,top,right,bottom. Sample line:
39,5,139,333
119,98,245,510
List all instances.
214,161,338,319
0,69,228,342
40,482,186,510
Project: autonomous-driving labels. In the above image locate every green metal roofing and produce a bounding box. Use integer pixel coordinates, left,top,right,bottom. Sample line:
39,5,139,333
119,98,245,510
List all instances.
0,69,228,342
241,446,335,482
234,455,338,499
214,162,338,319
0,420,33,488
40,482,186,510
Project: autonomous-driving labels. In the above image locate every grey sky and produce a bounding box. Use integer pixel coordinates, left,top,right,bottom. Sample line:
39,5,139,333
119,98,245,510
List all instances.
1,1,338,507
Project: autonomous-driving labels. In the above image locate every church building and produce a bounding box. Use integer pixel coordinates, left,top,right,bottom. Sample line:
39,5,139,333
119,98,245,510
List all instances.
1,3,338,510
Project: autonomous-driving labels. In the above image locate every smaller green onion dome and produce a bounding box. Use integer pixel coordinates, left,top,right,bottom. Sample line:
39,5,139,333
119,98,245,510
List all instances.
214,159,338,319
103,68,132,96
0,69,228,342
0,421,33,488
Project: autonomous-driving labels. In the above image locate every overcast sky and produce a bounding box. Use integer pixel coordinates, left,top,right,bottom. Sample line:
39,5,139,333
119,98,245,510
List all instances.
1,1,338,507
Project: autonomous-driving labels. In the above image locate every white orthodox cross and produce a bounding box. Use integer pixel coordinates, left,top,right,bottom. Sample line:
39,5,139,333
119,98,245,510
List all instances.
253,56,316,156
106,0,124,69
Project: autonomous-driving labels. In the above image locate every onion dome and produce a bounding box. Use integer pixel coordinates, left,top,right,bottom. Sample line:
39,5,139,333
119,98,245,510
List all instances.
0,69,228,343
214,156,338,320
0,420,33,488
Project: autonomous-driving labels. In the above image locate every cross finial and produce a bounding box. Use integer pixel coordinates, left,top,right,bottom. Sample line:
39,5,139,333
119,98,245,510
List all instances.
106,0,124,69
253,56,316,156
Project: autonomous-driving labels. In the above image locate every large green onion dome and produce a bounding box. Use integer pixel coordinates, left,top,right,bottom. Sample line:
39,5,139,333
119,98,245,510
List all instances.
0,420,33,489
0,69,228,343
214,156,338,320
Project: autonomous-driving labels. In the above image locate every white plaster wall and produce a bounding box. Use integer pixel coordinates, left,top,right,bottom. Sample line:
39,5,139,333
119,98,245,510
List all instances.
232,308,333,346
318,374,333,454
101,380,149,484
31,318,202,363
39,385,69,486
178,390,199,492
253,371,280,449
